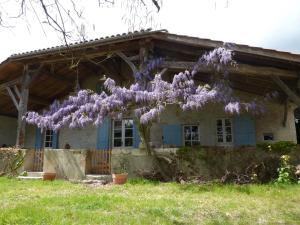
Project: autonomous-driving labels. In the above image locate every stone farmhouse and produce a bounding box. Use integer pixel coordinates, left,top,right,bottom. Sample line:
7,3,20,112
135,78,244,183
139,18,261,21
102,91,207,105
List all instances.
0,29,300,179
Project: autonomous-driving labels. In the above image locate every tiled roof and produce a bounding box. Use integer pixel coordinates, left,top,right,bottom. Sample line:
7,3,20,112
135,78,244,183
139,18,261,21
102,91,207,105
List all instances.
9,28,167,59
4,28,300,63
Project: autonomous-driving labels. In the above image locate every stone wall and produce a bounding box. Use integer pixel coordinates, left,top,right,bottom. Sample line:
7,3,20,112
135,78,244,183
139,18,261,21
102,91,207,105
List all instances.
25,125,36,149
43,149,87,180
111,146,300,180
0,116,17,147
58,125,97,149
0,148,35,174
111,149,155,176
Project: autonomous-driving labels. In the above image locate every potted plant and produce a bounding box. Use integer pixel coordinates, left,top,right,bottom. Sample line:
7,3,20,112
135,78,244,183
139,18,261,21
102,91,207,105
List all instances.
42,172,56,181
112,160,128,185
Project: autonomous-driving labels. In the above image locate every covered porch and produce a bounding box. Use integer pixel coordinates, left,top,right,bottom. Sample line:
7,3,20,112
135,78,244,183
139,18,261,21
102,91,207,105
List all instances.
1,29,300,179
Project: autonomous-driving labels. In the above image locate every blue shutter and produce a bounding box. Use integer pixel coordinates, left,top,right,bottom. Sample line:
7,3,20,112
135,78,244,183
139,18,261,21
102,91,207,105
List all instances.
96,118,110,150
52,131,59,149
133,123,140,148
233,116,256,146
35,127,43,150
163,124,182,147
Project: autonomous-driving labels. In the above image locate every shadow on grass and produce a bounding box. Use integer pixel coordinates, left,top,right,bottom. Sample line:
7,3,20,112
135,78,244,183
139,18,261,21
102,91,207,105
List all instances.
127,178,160,185
178,183,253,195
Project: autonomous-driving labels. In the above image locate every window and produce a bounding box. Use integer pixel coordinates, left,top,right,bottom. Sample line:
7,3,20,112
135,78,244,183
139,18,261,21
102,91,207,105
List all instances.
44,129,54,148
216,119,233,144
263,133,274,141
113,119,134,147
183,125,200,146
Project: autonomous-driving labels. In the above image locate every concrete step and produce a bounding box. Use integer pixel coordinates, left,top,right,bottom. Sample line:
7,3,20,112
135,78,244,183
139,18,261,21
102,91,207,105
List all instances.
27,172,43,177
85,174,112,183
17,171,43,180
17,176,42,180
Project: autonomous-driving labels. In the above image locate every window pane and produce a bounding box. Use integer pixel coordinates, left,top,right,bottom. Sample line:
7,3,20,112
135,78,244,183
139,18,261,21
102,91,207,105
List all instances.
217,135,223,142
45,130,53,148
217,128,223,134
45,141,52,148
225,119,231,126
114,139,122,147
184,126,191,140
114,120,122,129
124,120,133,128
125,138,133,147
226,135,232,142
114,129,122,138
225,126,232,134
191,126,198,132
125,129,133,138
191,131,199,141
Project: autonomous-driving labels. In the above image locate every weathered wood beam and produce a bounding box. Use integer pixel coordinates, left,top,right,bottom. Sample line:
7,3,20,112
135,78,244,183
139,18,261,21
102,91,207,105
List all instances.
116,52,138,74
0,78,21,91
160,61,298,78
128,54,140,61
5,87,19,110
16,64,43,148
159,68,168,77
271,75,300,106
157,33,300,63
13,85,21,99
86,57,126,83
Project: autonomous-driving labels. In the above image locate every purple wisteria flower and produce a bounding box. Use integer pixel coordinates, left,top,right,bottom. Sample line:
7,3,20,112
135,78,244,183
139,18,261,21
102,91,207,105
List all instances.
25,47,271,131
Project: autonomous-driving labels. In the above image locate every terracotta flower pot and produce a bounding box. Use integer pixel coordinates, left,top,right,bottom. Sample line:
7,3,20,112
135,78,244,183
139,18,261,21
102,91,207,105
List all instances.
112,173,128,185
42,172,56,181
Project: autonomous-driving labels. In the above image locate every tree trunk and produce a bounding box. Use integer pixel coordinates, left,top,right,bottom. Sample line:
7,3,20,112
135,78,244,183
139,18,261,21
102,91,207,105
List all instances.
138,122,171,181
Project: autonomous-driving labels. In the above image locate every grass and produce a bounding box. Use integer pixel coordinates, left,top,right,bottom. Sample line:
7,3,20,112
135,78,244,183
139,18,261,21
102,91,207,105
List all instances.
0,178,300,225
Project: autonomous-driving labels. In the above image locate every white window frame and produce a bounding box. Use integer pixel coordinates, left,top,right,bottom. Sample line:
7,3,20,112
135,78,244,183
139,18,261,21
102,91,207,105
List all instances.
216,118,233,146
183,124,200,147
44,129,54,149
113,119,134,148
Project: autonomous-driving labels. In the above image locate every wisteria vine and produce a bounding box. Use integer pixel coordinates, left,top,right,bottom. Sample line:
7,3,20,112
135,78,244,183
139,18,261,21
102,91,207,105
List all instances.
25,47,274,131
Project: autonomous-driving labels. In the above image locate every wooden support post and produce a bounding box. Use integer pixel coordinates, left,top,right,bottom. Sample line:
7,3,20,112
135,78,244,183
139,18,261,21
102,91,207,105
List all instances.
16,64,43,148
16,72,30,148
139,45,149,89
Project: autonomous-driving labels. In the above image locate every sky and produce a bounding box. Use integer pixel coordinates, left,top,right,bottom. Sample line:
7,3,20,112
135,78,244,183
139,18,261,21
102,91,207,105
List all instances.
0,0,300,62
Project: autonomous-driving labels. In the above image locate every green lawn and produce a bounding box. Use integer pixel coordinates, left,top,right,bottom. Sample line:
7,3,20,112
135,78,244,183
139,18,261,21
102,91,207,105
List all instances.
0,178,300,225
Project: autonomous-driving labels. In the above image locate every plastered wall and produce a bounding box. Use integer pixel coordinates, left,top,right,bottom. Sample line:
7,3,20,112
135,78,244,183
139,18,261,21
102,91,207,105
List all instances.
0,116,17,147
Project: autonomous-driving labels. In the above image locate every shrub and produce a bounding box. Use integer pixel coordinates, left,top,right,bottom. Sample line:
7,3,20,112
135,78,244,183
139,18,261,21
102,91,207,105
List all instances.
257,141,297,154
276,155,295,184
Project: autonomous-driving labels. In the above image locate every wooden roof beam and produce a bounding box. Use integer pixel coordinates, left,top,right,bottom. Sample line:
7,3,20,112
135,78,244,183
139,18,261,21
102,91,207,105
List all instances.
271,75,300,106
157,33,300,64
0,78,21,91
160,61,298,79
